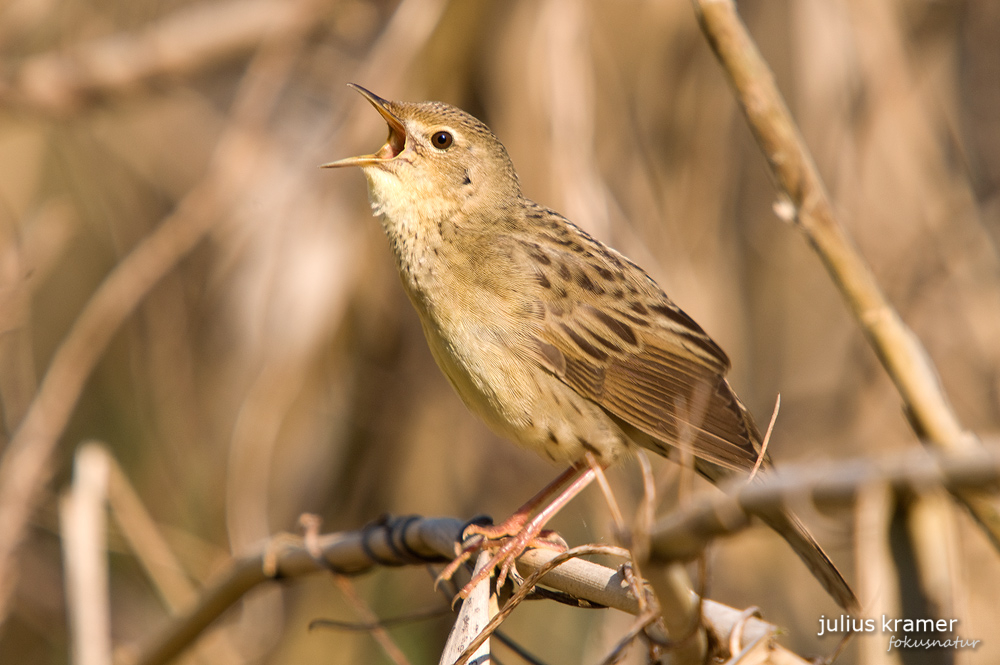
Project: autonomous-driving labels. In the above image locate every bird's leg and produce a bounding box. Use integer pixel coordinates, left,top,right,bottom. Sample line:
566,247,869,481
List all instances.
447,464,600,600
435,465,581,587
466,464,581,540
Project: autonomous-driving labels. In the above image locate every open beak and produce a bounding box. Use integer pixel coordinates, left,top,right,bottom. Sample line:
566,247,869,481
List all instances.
321,84,407,169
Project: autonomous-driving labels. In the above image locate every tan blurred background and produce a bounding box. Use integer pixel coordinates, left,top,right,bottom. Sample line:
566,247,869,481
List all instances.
1,0,999,662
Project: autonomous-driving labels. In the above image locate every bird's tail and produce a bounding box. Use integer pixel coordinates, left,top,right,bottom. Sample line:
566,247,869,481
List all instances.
756,506,860,611
627,382,859,610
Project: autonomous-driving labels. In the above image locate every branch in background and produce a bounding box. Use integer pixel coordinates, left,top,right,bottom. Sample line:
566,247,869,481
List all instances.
0,0,324,116
0,7,313,630
648,443,1000,564
691,0,1000,550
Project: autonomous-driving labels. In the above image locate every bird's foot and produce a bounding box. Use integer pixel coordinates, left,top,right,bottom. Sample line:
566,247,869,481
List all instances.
435,519,567,602
436,464,598,603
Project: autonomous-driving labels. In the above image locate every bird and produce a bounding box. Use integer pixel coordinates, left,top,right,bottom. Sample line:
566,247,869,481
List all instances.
324,84,858,611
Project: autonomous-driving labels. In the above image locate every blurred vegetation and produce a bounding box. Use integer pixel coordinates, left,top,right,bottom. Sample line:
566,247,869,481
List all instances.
1,0,999,663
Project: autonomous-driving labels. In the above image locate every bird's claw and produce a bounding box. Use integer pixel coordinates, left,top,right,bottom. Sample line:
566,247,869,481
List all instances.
436,525,568,606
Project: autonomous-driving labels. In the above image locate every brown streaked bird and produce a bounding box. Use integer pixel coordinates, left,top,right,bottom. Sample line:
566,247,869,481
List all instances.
325,84,858,610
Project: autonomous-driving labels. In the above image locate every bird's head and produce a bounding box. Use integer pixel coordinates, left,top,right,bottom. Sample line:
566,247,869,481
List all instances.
324,84,521,227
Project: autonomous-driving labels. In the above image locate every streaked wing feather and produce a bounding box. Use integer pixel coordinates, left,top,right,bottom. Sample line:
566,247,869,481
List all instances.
602,345,762,471
529,260,763,472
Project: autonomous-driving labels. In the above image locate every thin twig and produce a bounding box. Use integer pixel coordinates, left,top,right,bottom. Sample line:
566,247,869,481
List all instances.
586,452,626,535
747,394,778,484
332,575,413,665
309,606,449,632
629,450,658,608
492,631,549,665
597,611,661,665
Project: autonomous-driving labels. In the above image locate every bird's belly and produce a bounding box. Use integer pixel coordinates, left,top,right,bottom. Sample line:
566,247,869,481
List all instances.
416,310,631,466
416,312,532,436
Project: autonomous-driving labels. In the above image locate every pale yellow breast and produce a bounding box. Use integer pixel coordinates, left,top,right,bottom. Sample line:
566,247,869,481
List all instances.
399,230,541,440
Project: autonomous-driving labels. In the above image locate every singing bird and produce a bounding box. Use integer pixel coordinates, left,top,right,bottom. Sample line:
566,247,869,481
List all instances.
325,84,857,610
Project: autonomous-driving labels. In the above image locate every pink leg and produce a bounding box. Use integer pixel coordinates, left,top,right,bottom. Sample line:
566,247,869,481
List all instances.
464,465,581,540
454,465,600,599
435,465,582,587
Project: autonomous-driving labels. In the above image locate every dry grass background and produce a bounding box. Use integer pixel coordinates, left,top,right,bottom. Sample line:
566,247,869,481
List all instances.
1,0,999,663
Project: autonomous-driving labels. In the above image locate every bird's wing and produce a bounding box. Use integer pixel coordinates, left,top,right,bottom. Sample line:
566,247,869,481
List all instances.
516,225,763,473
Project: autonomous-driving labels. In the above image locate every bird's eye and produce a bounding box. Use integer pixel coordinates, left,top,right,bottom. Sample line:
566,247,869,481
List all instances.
430,131,454,150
